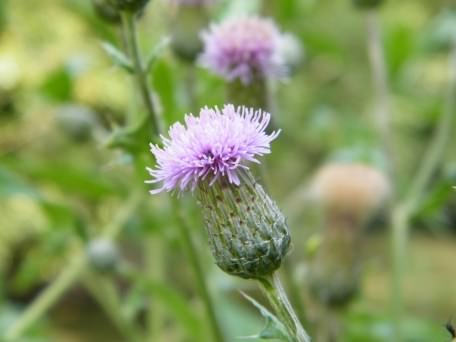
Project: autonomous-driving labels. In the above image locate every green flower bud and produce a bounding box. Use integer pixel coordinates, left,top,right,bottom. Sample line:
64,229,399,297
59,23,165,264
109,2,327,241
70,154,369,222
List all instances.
87,239,119,272
171,6,209,63
108,0,149,13
196,170,291,279
92,0,121,24
353,0,384,9
55,105,98,143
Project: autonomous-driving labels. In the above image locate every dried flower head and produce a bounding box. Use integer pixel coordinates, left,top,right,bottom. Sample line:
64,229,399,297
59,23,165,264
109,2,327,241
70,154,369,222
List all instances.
147,104,279,194
310,163,391,220
200,16,284,85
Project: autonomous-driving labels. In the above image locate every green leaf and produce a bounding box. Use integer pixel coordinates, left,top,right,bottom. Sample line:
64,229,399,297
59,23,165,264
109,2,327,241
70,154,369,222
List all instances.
145,37,171,73
101,41,133,73
240,292,290,341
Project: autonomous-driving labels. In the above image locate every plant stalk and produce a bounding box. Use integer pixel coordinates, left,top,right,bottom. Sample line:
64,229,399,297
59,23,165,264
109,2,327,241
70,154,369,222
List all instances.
259,273,311,342
366,10,394,173
390,39,456,340
172,197,225,342
121,11,163,135
3,191,142,340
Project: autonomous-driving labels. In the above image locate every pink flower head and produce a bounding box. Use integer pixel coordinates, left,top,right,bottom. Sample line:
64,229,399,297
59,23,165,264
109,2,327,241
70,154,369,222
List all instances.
200,16,284,85
146,104,279,194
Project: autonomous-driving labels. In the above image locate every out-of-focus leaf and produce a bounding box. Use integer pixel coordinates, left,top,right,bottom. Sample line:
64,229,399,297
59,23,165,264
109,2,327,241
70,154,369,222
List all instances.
139,279,206,341
240,292,290,341
101,42,133,73
386,25,415,77
151,60,176,126
6,159,118,200
145,37,171,73
0,166,39,199
39,67,73,102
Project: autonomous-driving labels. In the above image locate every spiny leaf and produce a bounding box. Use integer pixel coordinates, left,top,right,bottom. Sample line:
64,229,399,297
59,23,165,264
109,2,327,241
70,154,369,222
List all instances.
101,41,133,73
145,36,171,73
240,292,290,341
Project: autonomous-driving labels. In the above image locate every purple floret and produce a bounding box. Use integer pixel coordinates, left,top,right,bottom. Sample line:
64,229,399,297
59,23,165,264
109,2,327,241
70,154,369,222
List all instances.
146,104,279,194
200,16,284,85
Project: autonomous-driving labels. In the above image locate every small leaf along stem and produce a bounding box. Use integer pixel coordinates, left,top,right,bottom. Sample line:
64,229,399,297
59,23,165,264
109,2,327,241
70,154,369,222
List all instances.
259,273,311,342
121,11,164,136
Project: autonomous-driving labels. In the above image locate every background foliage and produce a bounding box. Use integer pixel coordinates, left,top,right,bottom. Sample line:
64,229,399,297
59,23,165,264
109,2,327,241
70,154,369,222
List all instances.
0,0,455,341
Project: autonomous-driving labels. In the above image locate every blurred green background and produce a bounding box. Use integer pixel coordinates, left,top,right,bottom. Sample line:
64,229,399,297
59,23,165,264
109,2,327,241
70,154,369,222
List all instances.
0,0,455,341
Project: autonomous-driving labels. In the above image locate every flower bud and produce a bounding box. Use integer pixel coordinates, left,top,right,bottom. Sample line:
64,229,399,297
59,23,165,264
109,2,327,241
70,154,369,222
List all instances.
92,0,121,24
171,6,209,63
108,0,149,13
87,239,119,272
196,170,290,279
353,0,384,10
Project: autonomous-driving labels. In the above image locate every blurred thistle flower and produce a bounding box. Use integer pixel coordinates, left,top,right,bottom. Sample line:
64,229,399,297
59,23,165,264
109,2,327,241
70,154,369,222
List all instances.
108,0,149,13
308,163,391,306
352,0,384,9
278,33,305,76
87,239,119,272
92,0,121,24
310,163,391,224
200,16,284,85
147,105,291,279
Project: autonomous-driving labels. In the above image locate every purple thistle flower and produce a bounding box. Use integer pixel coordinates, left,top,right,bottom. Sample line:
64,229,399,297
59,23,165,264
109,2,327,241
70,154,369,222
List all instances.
200,16,285,85
146,104,279,194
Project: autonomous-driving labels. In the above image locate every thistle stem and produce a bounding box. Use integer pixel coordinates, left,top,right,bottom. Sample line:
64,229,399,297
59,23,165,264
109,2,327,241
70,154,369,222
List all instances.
365,10,394,173
121,11,163,135
259,273,311,342
390,39,456,340
172,198,225,342
3,191,142,341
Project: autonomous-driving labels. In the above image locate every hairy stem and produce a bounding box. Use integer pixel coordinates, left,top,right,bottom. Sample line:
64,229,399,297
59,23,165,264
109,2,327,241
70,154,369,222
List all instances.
259,273,311,342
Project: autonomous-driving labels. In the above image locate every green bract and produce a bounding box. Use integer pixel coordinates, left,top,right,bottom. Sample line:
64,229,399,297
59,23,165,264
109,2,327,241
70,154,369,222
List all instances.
197,170,291,280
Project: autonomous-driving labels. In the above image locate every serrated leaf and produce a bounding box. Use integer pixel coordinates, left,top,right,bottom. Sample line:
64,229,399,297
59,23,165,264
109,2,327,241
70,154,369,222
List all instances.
240,292,290,341
145,37,171,73
101,41,133,73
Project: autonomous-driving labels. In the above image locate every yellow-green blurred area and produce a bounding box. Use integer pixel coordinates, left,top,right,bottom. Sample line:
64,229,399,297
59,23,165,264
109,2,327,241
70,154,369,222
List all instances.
0,0,456,341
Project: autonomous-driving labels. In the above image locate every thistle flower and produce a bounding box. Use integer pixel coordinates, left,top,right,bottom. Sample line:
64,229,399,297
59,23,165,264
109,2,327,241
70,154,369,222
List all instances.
310,163,391,224
147,105,290,279
200,16,284,85
308,163,391,306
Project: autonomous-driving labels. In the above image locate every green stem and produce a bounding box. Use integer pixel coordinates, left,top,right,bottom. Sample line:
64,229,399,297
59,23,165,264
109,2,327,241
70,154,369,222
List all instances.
365,10,394,174
259,273,311,342
281,261,307,327
121,11,163,135
83,274,143,342
390,41,456,340
3,191,142,341
172,198,225,342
